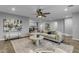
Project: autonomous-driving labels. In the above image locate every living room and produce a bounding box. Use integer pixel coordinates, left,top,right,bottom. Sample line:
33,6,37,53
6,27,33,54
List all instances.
0,5,79,53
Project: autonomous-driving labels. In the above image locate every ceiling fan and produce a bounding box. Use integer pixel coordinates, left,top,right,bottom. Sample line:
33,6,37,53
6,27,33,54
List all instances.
36,9,50,18
67,5,74,7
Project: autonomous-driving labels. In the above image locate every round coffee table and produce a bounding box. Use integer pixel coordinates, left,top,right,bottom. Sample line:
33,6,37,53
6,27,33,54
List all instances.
30,35,43,47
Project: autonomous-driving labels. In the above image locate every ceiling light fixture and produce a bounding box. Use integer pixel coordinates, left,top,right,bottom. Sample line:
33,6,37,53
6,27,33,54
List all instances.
38,16,42,18
64,8,68,11
11,8,16,11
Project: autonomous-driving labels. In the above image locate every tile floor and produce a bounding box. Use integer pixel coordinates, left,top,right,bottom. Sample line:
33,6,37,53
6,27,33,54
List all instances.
0,36,79,53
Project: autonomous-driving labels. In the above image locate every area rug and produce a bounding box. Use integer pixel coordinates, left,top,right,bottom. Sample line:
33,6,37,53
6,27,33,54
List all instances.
11,38,74,53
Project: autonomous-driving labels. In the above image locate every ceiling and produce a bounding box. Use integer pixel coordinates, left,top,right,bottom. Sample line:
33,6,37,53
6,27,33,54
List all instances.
0,5,79,20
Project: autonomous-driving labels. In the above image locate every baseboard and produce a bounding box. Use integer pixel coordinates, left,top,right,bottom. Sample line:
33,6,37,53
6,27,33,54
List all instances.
0,38,5,41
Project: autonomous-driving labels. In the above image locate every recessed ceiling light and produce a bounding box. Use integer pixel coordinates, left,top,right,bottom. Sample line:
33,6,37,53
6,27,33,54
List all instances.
11,8,16,11
64,8,68,11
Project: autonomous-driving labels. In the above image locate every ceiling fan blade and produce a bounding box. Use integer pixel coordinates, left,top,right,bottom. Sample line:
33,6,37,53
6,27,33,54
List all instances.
68,5,74,7
42,14,47,17
36,8,50,18
43,13,50,14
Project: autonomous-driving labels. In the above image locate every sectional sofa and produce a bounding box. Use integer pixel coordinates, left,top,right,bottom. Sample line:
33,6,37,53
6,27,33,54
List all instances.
30,31,63,44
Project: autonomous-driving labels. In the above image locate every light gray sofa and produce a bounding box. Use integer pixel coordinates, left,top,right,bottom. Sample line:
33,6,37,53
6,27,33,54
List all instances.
41,32,63,43
30,32,63,44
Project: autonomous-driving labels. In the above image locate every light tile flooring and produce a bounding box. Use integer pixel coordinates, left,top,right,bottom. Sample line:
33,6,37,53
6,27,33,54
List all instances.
11,38,73,53
0,40,15,53
0,36,79,53
63,36,79,53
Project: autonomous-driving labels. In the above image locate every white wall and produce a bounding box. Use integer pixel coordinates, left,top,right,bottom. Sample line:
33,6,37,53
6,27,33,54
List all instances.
64,18,73,35
0,12,29,40
56,18,73,36
72,13,79,40
49,22,58,31
56,19,65,33
38,19,65,33
56,13,79,40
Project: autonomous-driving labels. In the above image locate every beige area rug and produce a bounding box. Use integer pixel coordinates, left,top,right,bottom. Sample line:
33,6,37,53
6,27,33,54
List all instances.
11,38,74,53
